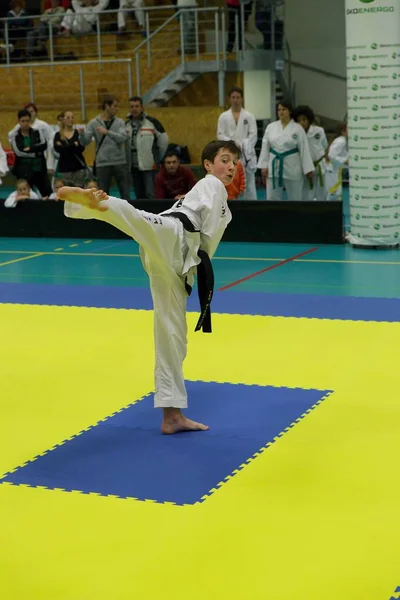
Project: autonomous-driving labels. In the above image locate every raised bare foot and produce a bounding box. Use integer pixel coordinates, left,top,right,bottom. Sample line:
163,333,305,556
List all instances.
161,409,209,435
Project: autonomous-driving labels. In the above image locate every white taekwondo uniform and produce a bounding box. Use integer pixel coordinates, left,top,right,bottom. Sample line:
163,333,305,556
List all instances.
257,119,315,201
64,174,232,409
303,124,328,201
326,135,348,201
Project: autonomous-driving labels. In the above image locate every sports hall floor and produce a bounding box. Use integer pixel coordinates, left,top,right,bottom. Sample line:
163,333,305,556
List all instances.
0,234,399,600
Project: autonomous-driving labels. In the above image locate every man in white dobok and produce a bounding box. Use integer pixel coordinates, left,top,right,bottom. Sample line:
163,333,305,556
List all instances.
217,86,258,200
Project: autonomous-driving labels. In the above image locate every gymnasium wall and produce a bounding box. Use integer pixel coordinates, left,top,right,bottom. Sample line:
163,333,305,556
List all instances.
285,0,347,121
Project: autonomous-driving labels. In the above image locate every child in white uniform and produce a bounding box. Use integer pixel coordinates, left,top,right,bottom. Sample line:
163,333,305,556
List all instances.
257,101,315,201
4,178,40,207
326,123,348,201
293,105,328,201
57,140,239,434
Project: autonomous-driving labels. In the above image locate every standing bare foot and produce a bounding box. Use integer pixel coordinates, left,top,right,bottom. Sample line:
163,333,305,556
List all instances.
161,408,209,435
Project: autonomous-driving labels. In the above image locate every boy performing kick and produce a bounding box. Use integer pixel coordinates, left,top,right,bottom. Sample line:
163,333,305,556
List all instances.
57,140,240,434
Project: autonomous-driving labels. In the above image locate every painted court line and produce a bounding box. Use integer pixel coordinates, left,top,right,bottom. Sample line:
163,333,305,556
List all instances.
218,247,319,291
0,249,399,266
0,252,45,268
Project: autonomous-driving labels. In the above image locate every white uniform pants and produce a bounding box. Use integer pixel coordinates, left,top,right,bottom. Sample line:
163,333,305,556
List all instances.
301,173,326,201
64,197,190,409
61,10,94,34
243,168,257,200
118,0,145,30
266,177,303,201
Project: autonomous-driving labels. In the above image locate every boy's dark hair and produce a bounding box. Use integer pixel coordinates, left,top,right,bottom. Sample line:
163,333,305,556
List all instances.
129,96,143,105
201,140,241,166
16,178,29,186
18,109,31,120
229,86,243,97
277,100,294,117
164,150,180,160
292,104,315,124
102,95,118,110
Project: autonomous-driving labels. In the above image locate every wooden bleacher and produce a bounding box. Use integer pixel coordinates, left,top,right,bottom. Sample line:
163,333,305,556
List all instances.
0,2,242,165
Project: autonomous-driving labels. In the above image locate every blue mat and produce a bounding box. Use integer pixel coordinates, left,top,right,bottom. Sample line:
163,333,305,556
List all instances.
1,281,400,322
1,382,330,505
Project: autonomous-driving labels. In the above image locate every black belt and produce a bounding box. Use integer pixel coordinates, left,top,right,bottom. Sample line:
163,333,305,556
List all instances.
161,211,214,333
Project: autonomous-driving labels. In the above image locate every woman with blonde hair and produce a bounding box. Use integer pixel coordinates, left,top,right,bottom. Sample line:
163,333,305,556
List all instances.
53,110,88,187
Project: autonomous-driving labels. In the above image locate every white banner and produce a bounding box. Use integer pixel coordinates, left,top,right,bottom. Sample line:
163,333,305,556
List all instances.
345,0,400,246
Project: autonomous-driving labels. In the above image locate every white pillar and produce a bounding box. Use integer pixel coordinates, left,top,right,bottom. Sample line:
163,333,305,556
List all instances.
345,0,400,247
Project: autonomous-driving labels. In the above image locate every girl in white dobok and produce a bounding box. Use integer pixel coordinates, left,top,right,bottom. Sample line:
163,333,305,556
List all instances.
293,104,328,201
257,101,314,201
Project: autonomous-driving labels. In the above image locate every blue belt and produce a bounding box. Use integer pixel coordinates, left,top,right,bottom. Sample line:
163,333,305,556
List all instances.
270,147,299,188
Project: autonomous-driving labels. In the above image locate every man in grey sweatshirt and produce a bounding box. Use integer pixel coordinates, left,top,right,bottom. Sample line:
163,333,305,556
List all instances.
79,95,130,199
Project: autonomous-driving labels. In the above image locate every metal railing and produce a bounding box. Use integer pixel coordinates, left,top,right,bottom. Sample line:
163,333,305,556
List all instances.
132,6,226,97
0,2,288,112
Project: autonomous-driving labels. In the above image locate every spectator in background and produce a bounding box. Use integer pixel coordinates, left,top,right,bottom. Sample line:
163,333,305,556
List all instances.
84,177,99,190
54,110,88,187
225,158,245,199
326,123,348,201
0,142,9,186
177,0,196,54
49,177,65,199
4,178,40,207
257,101,314,201
27,0,66,58
6,0,32,60
125,96,168,199
80,95,130,198
293,104,328,201
256,0,284,50
117,0,145,35
11,109,52,197
155,151,196,200
60,0,109,36
8,102,56,175
225,0,253,53
217,86,257,199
